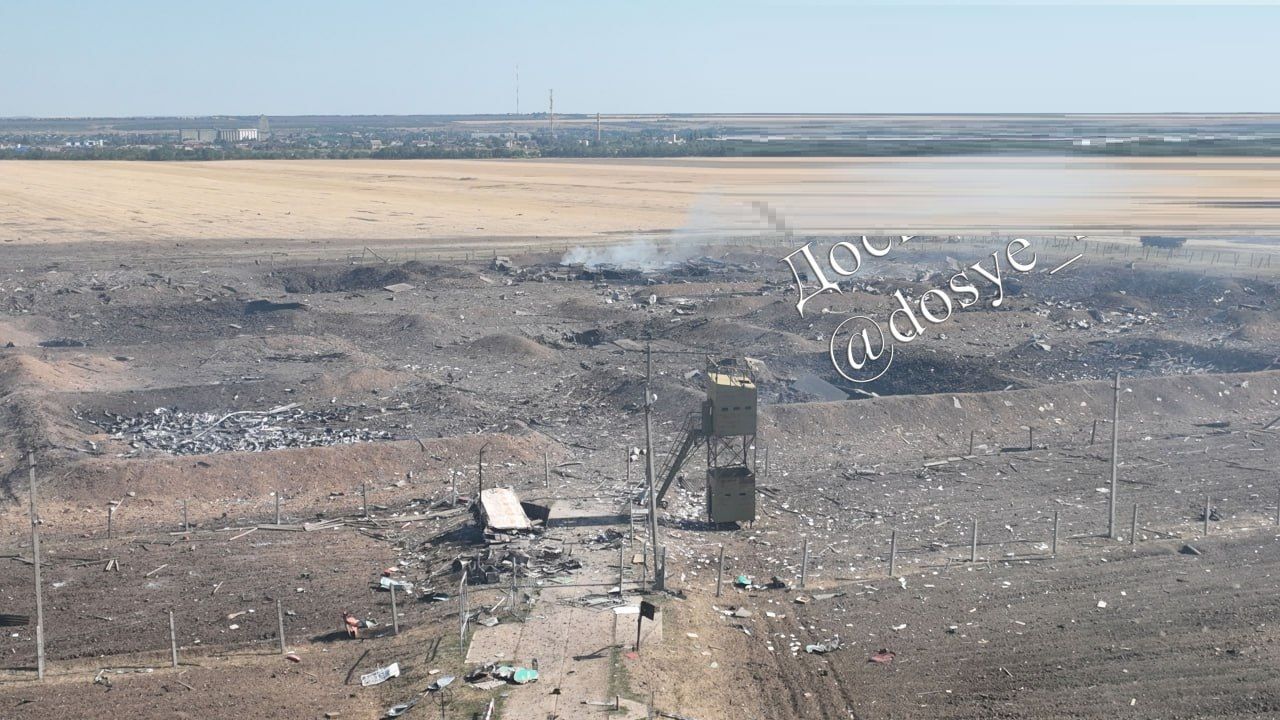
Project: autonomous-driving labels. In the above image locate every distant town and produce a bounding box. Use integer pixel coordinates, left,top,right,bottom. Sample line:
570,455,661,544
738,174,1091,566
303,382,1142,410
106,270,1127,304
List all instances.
3,113,1280,159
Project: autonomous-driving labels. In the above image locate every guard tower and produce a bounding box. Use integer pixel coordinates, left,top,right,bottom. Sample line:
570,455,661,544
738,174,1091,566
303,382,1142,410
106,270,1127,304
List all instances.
644,357,760,525
702,359,757,523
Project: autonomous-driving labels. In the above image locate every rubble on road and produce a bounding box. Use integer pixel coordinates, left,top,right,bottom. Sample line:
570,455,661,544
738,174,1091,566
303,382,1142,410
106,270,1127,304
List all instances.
467,662,539,686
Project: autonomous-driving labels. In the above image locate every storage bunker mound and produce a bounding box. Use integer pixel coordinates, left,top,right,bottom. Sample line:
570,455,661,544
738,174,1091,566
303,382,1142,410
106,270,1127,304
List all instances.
275,261,474,294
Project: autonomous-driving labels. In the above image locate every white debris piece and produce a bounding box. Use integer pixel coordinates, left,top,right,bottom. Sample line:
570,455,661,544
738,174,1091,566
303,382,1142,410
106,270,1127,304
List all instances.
361,662,401,687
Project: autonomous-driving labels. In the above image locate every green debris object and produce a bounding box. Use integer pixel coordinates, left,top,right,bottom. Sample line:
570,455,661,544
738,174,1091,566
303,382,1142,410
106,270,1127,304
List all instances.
734,575,751,588
494,665,539,685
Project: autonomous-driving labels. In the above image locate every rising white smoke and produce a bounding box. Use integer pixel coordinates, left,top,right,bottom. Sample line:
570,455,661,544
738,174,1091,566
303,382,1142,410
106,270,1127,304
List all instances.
561,237,698,270
560,194,750,270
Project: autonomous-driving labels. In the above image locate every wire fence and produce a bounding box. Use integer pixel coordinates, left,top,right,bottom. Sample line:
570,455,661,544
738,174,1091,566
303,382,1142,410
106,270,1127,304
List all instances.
7,405,1278,678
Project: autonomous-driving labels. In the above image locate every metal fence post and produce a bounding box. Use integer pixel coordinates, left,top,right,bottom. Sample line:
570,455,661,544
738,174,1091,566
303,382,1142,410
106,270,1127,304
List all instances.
715,544,724,597
390,584,399,635
1204,494,1211,537
1051,511,1059,558
888,530,898,578
800,537,809,589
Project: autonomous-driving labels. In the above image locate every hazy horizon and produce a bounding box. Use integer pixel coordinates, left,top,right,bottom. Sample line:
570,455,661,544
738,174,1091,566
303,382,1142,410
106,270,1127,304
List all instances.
6,111,1280,121
3,1,1278,117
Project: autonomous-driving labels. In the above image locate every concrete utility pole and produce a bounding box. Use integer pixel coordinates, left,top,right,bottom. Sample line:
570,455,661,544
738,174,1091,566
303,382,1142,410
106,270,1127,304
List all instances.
596,112,602,144
1108,372,1121,539
28,452,45,680
970,519,978,563
169,610,179,668
459,570,469,650
549,89,555,138
644,343,662,589
276,598,286,654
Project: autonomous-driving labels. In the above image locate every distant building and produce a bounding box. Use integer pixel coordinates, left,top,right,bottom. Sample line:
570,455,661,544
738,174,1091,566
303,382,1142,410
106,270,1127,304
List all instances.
218,128,259,142
257,115,270,138
180,128,219,143
470,131,530,140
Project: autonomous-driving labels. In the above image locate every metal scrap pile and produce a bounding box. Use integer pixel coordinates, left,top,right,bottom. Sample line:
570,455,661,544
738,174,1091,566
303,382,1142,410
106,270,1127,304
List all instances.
82,402,395,456
454,540,583,586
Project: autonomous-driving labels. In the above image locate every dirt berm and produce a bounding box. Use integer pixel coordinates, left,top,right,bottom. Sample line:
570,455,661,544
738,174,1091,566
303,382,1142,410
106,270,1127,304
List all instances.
764,369,1279,462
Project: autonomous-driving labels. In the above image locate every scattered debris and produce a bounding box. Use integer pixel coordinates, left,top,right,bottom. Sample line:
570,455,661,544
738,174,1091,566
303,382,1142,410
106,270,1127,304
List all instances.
378,576,413,593
384,700,418,718
805,638,841,654
468,663,539,686
428,675,455,691
360,662,402,687
868,649,896,665
493,665,539,684
81,404,395,456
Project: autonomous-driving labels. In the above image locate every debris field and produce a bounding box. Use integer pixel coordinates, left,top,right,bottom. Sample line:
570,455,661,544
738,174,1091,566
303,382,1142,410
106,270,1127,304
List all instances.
3,234,1280,719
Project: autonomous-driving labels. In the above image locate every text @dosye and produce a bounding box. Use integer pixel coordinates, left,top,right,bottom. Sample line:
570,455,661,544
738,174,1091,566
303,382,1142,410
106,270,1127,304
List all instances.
781,236,1045,383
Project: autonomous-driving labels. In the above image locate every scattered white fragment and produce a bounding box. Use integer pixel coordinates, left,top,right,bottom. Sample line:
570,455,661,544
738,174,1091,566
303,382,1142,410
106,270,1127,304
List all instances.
360,662,401,687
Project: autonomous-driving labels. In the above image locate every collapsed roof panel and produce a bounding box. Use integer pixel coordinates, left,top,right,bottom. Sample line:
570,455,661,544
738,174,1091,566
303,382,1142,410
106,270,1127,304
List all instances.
479,488,533,531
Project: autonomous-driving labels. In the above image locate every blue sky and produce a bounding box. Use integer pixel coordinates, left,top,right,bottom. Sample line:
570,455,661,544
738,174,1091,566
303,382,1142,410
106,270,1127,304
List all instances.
2,1,1276,116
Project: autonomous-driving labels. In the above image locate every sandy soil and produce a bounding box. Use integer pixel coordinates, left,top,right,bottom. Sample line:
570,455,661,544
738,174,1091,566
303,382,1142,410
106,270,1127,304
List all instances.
3,157,1280,246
